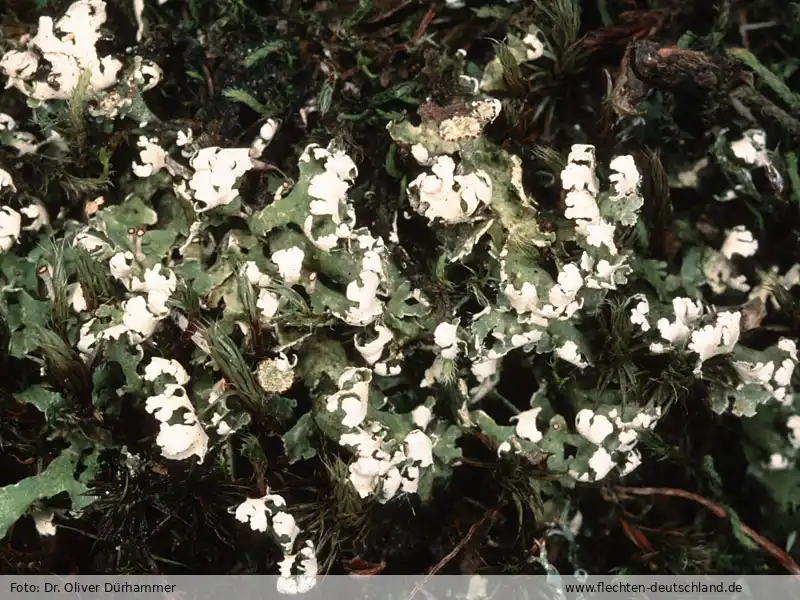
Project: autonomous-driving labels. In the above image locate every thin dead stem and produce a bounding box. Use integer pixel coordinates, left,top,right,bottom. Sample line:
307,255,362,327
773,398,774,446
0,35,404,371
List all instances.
608,485,800,575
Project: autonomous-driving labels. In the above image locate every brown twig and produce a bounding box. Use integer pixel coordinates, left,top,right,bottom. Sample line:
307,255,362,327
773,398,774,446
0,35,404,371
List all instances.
393,4,435,53
582,9,670,49
611,486,800,575
405,507,499,600
738,8,750,50
367,0,418,24
428,507,497,575
409,5,436,45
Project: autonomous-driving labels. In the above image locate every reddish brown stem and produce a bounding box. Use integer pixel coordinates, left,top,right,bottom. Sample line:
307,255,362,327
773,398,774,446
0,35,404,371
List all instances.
612,486,800,575
738,8,750,50
367,0,417,24
406,507,498,600
410,6,435,45
393,4,435,53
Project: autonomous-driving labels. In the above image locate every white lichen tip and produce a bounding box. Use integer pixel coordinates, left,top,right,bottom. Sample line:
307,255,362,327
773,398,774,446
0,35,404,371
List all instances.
575,409,614,445
512,407,543,442
588,447,615,481
132,137,167,178
730,129,768,167
688,311,741,373
0,168,17,191
325,368,371,428
144,383,208,463
608,155,641,197
277,541,318,594
522,32,545,60
408,156,492,224
234,496,271,532
411,405,433,429
143,357,190,385
355,324,394,365
556,341,589,369
629,296,650,332
721,225,758,260
404,430,434,468
655,297,704,347
189,147,253,212
434,321,460,360
32,510,57,537
271,247,305,284
0,206,22,253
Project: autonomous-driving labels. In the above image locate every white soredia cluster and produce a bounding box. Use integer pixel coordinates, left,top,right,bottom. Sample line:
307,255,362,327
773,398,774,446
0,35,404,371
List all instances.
142,357,209,463
703,225,758,294
0,0,161,119
640,297,797,416
646,297,740,373
232,493,317,594
1,170,21,252
172,146,254,213
77,261,178,348
421,320,462,387
239,260,281,322
324,368,445,502
405,100,500,224
568,406,661,482
408,156,492,224
466,144,644,374
731,339,798,413
561,145,640,255
0,0,122,101
354,323,399,375
1,169,50,253
300,143,359,251
337,229,390,326
187,147,254,212
124,127,270,323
